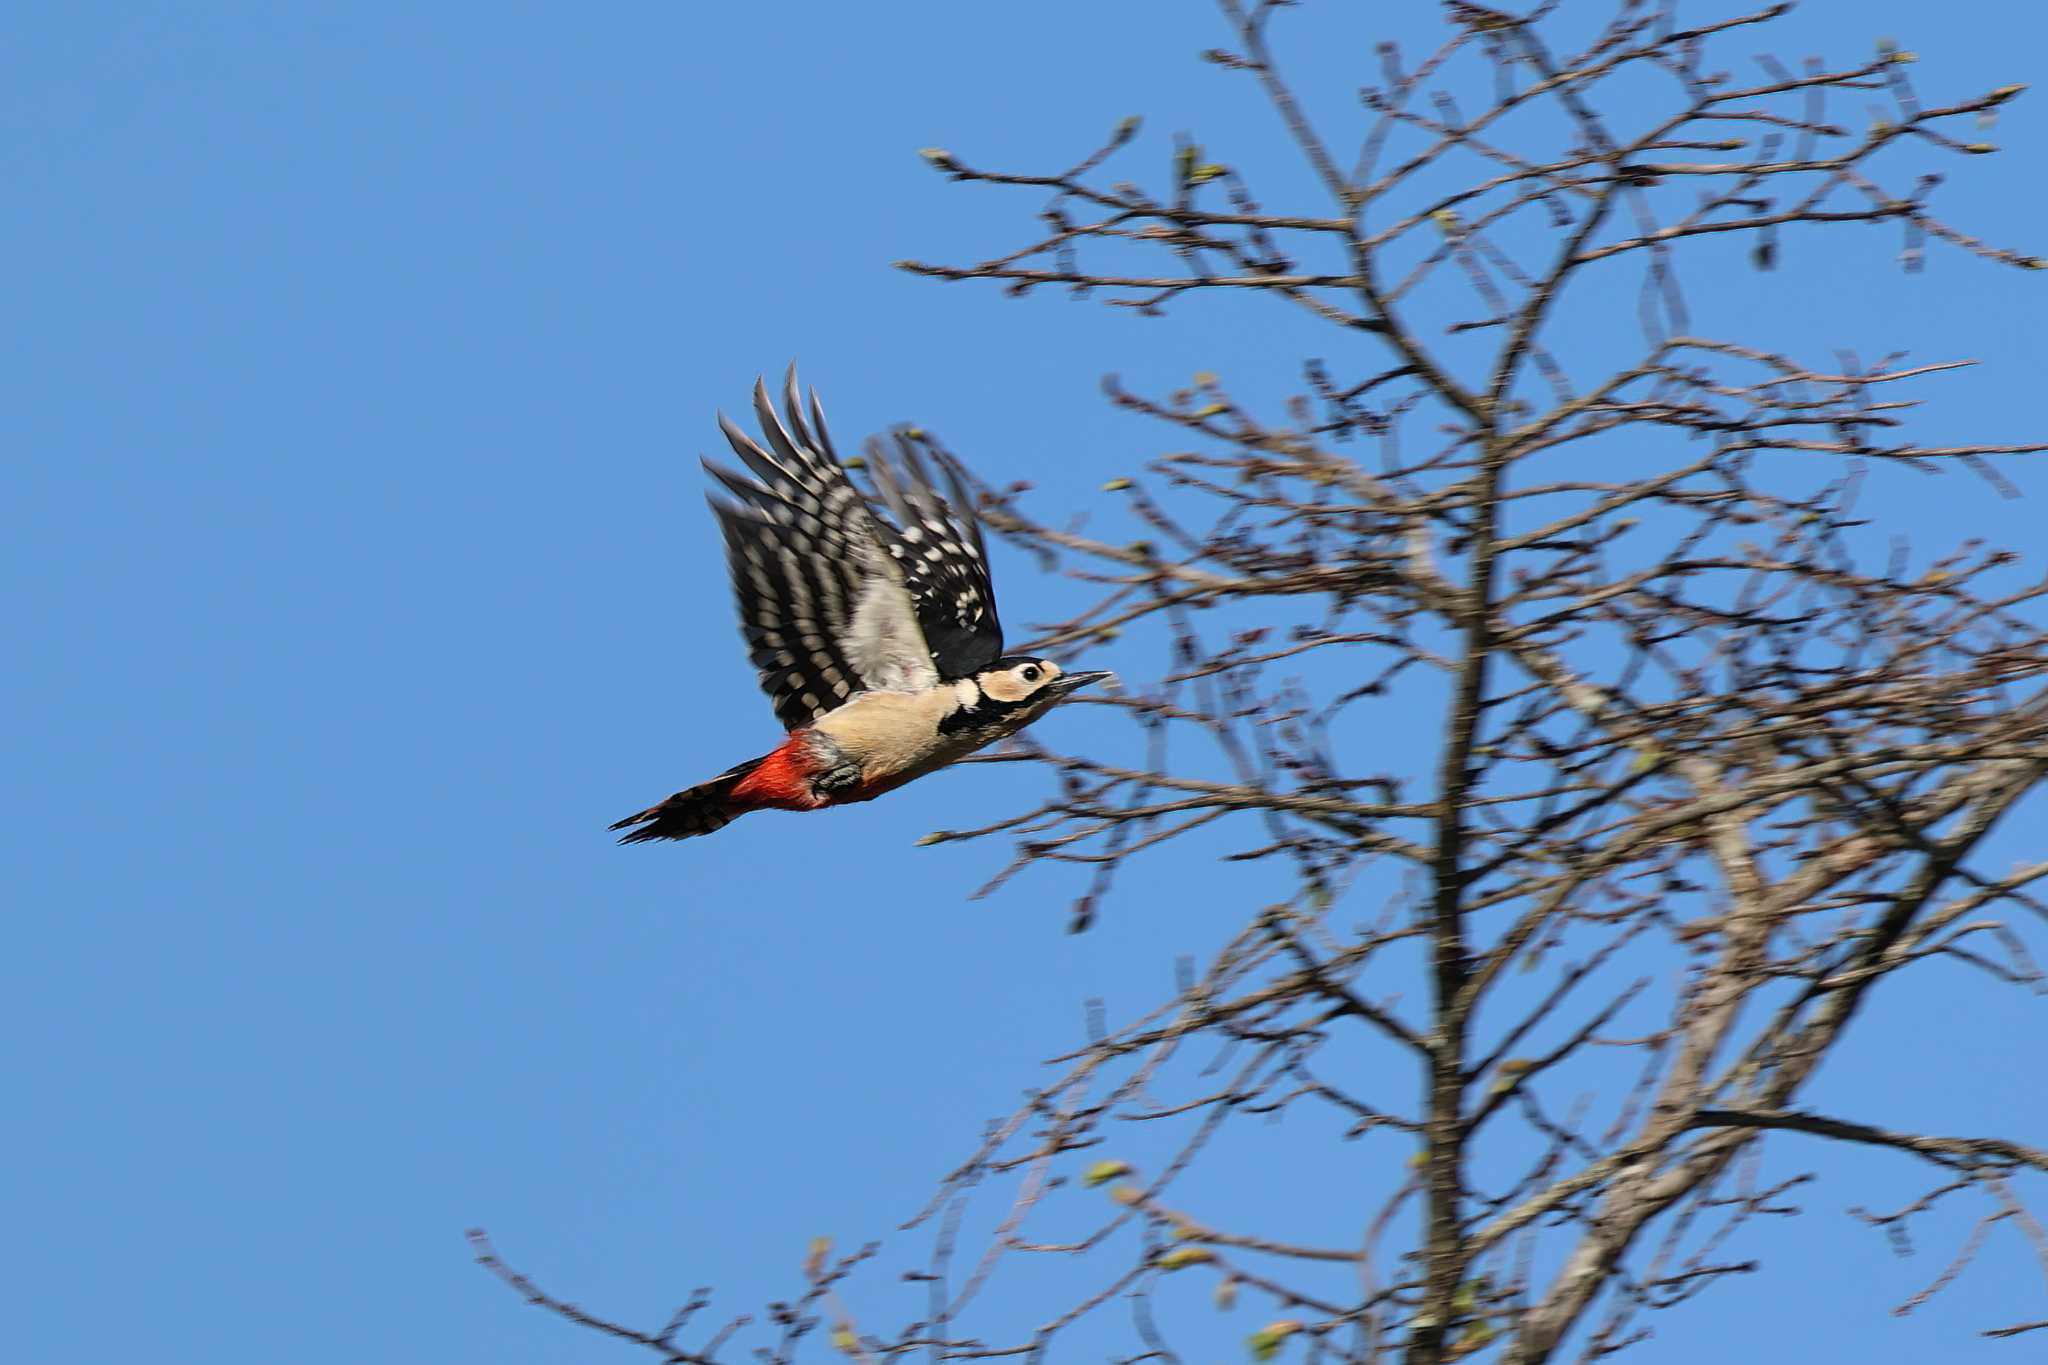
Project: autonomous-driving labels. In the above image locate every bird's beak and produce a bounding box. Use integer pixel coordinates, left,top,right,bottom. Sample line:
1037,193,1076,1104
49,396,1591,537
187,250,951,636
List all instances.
1051,669,1116,697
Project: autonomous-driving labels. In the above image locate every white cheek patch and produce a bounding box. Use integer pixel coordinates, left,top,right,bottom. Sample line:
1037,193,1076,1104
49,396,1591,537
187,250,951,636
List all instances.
980,671,1032,704
953,679,981,708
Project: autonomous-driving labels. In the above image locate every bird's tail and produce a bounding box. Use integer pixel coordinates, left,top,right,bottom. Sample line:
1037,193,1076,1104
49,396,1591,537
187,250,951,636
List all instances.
609,756,768,843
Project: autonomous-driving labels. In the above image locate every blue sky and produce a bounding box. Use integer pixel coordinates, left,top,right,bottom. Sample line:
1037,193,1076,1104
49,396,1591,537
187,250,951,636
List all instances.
4,3,2043,1362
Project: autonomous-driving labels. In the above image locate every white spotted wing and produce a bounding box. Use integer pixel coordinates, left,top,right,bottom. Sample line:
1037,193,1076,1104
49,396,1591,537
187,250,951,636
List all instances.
703,371,1003,730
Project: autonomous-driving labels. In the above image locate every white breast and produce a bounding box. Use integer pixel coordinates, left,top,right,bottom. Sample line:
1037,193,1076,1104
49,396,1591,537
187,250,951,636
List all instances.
811,687,968,784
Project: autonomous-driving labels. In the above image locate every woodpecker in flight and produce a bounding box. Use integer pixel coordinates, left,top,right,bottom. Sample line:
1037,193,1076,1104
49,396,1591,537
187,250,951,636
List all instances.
610,371,1111,843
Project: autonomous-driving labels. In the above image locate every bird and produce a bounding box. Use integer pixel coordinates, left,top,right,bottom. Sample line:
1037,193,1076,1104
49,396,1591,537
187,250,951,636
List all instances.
610,370,1112,843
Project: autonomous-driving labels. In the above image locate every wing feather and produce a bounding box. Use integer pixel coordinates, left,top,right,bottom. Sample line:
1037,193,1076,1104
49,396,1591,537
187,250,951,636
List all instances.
866,430,1005,678
707,372,935,729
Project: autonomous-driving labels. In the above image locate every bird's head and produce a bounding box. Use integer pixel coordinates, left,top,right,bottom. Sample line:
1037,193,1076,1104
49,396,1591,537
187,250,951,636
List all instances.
978,656,1112,706
948,656,1113,738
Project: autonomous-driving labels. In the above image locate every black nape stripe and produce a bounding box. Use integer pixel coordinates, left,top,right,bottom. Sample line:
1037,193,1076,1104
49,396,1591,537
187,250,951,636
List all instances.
937,686,1032,736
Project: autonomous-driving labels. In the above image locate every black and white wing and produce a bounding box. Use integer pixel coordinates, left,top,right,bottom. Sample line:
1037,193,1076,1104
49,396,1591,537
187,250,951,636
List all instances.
704,373,938,730
866,430,1005,680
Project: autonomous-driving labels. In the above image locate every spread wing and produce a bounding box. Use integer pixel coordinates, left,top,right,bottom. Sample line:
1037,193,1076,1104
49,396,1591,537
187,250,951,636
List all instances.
705,373,937,730
866,430,1005,680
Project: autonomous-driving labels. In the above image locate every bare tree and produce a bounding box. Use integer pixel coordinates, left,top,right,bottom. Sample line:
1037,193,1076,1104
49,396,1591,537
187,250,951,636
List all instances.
478,2,2048,1360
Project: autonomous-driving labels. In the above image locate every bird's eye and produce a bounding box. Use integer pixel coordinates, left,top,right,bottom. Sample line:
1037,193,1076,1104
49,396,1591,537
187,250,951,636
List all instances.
1020,664,1042,684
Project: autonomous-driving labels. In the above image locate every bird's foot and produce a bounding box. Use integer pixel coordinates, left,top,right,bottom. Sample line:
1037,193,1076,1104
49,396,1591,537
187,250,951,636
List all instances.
812,761,865,800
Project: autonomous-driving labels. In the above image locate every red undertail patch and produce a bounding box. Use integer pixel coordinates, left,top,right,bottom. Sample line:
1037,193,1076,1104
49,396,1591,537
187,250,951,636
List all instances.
728,734,825,811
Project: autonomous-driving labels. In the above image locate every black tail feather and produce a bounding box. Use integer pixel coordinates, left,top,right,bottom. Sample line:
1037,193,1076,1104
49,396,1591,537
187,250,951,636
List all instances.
609,757,765,844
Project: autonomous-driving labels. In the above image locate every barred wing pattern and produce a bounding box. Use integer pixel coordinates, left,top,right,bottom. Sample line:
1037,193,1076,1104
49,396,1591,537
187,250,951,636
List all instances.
868,430,1005,681
704,373,1003,729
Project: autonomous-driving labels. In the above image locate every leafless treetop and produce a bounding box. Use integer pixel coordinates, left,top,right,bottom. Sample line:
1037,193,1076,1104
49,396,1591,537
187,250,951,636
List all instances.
482,3,2048,1361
